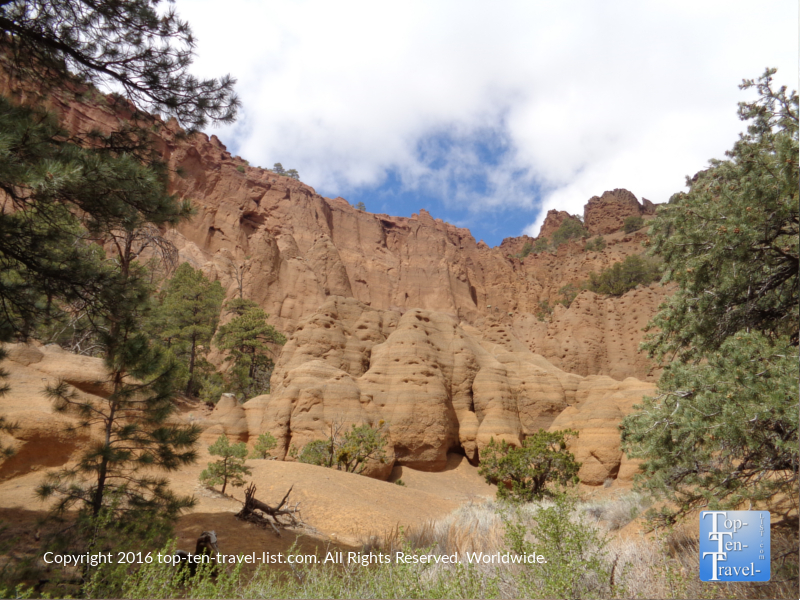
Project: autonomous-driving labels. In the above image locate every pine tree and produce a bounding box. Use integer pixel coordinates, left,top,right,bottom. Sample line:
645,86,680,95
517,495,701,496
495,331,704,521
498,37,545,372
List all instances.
250,432,278,459
0,347,17,458
478,429,581,503
0,0,238,549
35,138,201,521
0,0,239,131
621,70,799,522
0,0,238,347
0,99,118,341
640,69,798,362
199,434,251,494
152,263,225,396
215,299,286,400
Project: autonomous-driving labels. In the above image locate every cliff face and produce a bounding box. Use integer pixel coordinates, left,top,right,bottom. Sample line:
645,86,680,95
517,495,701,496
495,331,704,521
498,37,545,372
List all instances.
253,296,655,482
162,133,667,381
0,70,666,382
0,73,675,484
584,188,656,235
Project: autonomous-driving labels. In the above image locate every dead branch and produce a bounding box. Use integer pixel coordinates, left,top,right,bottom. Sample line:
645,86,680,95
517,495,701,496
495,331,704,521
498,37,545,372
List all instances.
235,483,301,536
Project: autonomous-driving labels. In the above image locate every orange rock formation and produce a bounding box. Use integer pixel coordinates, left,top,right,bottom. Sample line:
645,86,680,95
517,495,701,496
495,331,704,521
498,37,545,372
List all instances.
0,72,671,487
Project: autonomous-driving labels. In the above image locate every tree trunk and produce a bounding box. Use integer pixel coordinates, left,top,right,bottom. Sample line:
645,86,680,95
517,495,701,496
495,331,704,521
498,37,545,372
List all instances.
186,335,197,396
221,457,228,494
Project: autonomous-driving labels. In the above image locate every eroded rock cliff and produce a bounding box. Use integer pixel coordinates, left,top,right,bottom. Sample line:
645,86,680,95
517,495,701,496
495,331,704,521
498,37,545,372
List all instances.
0,70,671,488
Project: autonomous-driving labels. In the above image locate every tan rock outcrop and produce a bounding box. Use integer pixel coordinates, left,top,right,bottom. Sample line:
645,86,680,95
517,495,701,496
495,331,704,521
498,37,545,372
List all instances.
584,188,656,235
212,298,653,484
1,67,669,382
525,286,666,381
0,68,670,491
204,394,249,442
549,376,655,485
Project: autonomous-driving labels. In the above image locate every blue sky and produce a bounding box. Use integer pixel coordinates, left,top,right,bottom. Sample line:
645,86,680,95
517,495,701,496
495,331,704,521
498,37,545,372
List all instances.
178,0,797,247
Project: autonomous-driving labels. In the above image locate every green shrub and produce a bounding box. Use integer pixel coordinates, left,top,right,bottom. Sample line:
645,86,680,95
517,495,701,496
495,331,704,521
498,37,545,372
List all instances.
534,299,552,321
586,255,661,296
623,215,645,233
557,283,582,308
236,165,245,173
250,432,278,459
531,237,550,254
584,236,606,252
199,434,251,494
478,429,581,502
272,163,300,179
518,241,533,258
299,421,388,474
551,217,588,247
504,494,613,599
298,439,331,466
83,541,244,600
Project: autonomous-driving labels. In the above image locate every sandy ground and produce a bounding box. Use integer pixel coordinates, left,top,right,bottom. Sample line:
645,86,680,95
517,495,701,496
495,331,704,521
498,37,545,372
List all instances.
0,445,496,554
162,450,495,548
0,354,496,557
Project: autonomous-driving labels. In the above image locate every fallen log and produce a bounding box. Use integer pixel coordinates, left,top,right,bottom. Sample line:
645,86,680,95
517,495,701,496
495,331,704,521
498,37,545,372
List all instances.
235,483,302,536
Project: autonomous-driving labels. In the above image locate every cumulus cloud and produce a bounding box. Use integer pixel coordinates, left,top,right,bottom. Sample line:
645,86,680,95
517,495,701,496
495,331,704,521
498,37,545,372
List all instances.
179,0,797,239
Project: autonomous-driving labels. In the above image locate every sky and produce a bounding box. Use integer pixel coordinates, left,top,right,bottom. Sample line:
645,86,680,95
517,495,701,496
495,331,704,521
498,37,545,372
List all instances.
177,0,797,246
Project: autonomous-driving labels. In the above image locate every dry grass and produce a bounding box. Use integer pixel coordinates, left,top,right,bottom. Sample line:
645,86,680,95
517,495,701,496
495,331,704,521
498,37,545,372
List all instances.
582,491,652,531
360,499,507,556
10,497,795,598
355,495,798,600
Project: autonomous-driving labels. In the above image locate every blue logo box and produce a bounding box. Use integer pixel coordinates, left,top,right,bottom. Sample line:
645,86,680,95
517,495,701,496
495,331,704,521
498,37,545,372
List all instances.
699,510,769,581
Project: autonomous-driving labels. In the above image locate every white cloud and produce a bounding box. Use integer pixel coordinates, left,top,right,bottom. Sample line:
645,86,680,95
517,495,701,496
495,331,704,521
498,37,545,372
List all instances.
178,0,797,237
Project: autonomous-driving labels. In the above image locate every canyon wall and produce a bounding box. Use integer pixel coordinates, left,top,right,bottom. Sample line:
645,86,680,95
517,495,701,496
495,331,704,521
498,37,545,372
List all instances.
0,72,674,486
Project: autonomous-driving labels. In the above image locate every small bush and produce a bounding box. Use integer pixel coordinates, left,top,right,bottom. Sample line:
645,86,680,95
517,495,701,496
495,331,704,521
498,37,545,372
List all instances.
298,439,330,466
552,217,588,247
199,434,251,494
531,237,550,254
504,494,613,599
623,214,645,233
557,283,582,308
236,165,245,173
584,236,606,252
581,492,652,531
250,432,278,459
478,429,581,502
586,254,661,296
534,299,553,321
299,421,388,474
